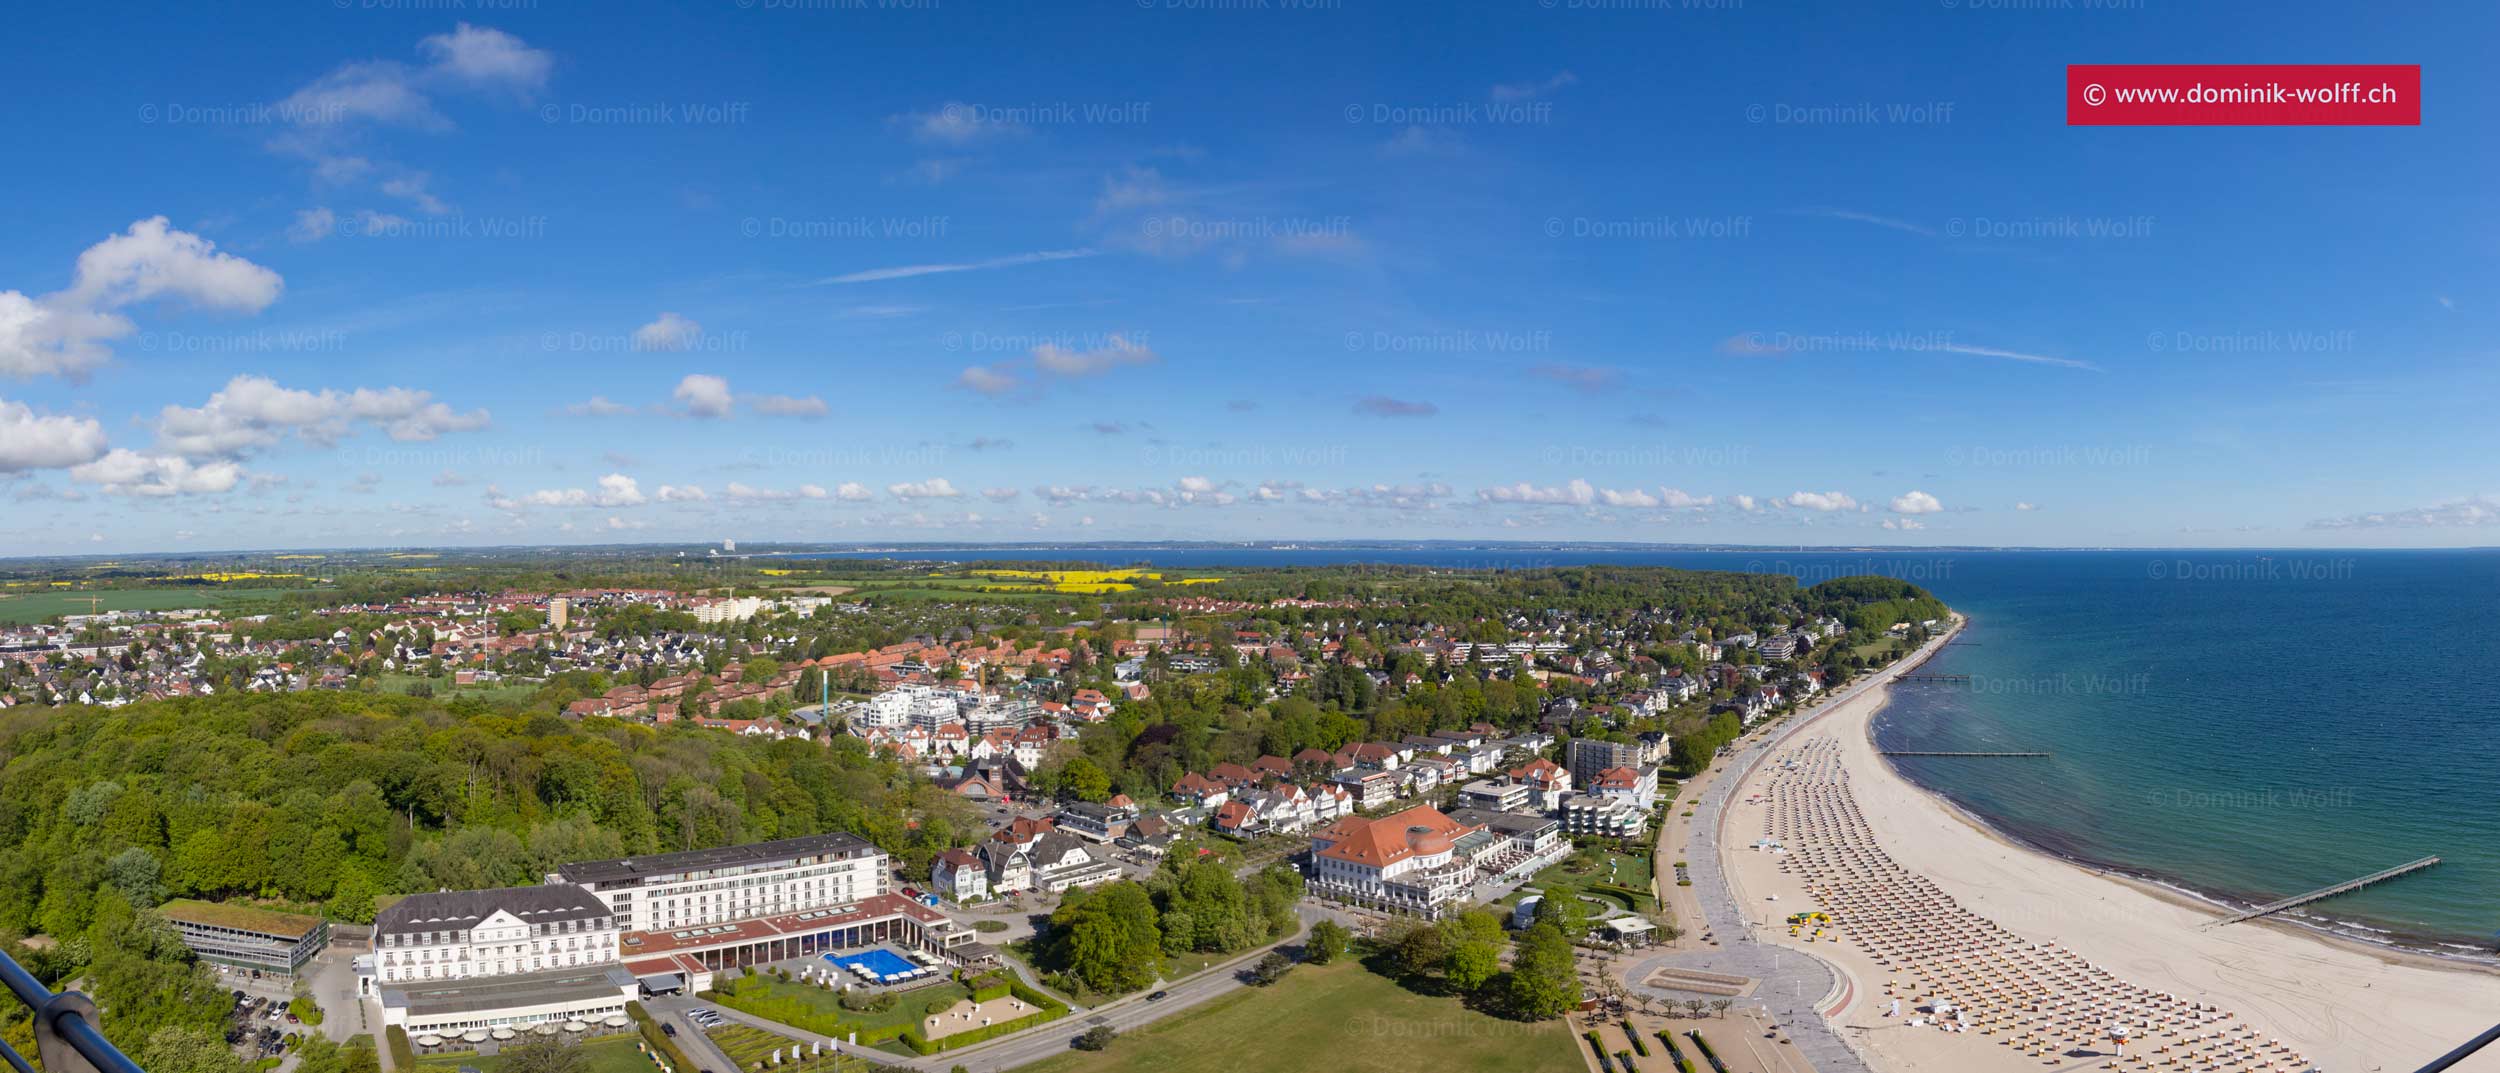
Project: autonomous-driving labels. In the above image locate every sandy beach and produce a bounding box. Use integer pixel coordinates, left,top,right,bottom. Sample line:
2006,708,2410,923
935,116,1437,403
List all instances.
1719,619,2500,1073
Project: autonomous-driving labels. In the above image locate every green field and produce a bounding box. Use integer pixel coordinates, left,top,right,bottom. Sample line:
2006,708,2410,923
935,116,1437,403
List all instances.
0,586,314,624
414,1034,649,1073
370,673,545,706
1016,960,1579,1073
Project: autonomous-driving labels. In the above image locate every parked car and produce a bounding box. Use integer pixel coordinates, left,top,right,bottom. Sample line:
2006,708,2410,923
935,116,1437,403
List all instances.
661,1024,677,1037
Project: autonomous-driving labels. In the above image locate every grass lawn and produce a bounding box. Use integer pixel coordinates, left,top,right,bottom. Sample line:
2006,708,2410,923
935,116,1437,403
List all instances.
702,1025,877,1073
414,1035,647,1073
711,973,967,1038
1016,960,1579,1073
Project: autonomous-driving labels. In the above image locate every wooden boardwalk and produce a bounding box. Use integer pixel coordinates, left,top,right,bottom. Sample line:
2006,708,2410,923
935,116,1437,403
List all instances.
2205,856,2441,928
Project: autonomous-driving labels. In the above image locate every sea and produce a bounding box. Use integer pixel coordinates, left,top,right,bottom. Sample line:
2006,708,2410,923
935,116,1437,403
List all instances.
787,545,2500,956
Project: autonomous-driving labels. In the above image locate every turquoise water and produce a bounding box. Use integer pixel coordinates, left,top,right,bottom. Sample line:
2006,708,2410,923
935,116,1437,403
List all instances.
796,545,2500,950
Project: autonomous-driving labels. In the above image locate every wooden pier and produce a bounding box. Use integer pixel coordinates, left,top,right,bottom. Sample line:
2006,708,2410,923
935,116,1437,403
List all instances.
1878,751,2049,758
2204,856,2441,928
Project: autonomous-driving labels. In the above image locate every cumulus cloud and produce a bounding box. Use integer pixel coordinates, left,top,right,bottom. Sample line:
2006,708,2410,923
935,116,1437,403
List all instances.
634,313,704,352
1032,335,1157,377
887,477,960,500
1784,490,1858,512
565,396,634,417
657,484,708,502
833,482,874,501
1478,479,1596,506
2015,501,2039,511
417,23,554,95
798,484,828,499
672,374,734,418
0,399,109,473
1881,517,1926,531
725,482,798,501
748,394,828,418
493,472,646,510
1731,494,1761,512
1354,395,1437,418
152,375,489,458
980,487,1021,502
70,449,243,497
1,217,285,380
1889,490,1944,514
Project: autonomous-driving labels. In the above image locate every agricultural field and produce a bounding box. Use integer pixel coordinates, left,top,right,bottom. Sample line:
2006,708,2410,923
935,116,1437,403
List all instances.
1016,960,1577,1073
0,586,316,625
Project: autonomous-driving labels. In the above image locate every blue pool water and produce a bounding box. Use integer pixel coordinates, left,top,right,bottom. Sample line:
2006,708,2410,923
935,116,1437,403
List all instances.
826,949,917,977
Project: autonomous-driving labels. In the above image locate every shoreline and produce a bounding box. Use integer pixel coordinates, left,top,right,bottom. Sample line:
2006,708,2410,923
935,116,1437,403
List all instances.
1859,618,2499,974
1737,613,2500,1073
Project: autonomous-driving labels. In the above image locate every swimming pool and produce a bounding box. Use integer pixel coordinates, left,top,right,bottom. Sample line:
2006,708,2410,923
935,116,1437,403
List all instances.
824,949,917,977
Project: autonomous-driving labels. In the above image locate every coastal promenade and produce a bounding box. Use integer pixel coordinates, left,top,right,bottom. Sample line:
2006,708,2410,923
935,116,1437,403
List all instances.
1625,621,1964,1073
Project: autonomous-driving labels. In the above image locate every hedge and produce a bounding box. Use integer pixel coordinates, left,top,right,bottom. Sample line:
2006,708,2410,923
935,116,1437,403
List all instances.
1657,1031,1695,1073
384,1027,414,1071
1623,1022,1648,1056
896,980,1068,1055
1688,1031,1730,1073
1583,1031,1608,1061
628,1002,695,1073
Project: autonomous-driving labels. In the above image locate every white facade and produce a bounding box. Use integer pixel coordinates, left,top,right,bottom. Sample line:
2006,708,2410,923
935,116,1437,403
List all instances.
556,831,887,934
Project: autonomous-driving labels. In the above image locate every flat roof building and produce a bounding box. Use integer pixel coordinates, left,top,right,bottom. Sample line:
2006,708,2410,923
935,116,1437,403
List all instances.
159,900,329,977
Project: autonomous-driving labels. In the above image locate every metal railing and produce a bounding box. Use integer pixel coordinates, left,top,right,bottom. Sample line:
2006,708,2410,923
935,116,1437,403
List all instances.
0,950,143,1073
2412,1023,2500,1073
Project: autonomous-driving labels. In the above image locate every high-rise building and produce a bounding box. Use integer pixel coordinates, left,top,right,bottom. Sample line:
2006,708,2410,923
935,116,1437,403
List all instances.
1565,738,1641,787
546,597,569,629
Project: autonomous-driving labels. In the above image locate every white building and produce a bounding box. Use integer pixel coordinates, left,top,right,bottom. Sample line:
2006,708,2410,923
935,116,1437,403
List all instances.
1307,804,1484,919
552,832,888,934
366,885,634,1036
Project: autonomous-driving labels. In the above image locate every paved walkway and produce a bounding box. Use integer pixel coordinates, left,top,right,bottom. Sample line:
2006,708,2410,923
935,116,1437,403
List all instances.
1624,623,1962,1073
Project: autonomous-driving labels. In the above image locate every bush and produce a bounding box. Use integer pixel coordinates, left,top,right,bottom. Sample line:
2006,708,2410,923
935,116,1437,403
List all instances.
1657,1031,1694,1073
1624,1022,1648,1056
1073,1026,1117,1052
925,996,958,1016
896,979,1071,1055
1584,1031,1608,1060
1688,1031,1730,1073
629,1002,695,1073
384,1027,414,1071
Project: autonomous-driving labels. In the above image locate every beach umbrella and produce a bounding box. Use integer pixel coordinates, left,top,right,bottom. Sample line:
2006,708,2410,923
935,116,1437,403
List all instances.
605,1015,631,1028
564,1021,589,1033
462,1030,489,1044
492,1029,517,1040
415,1035,443,1048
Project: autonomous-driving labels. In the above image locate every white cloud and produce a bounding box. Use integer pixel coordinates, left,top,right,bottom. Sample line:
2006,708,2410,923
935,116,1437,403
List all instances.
288,208,338,243
152,375,488,458
565,396,634,416
499,472,645,509
657,484,708,502
635,313,704,352
0,218,285,380
1881,517,1926,531
0,399,109,472
980,487,1021,502
888,478,960,500
2307,496,2500,530
70,449,243,497
748,393,828,418
672,373,734,418
1658,488,1713,508
1889,490,1944,514
1490,71,1577,102
2015,501,2039,511
1784,490,1858,512
955,363,1023,396
417,23,554,95
605,515,645,531
1731,494,1760,512
834,482,874,501
817,249,1097,285
798,483,828,499
1032,335,1157,377
1478,479,1596,506
894,102,1021,145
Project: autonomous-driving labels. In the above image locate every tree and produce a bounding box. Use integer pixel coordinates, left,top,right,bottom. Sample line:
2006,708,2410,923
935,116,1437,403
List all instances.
1072,1026,1117,1051
1391,920,1449,979
1305,919,1350,964
501,1035,589,1073
1046,882,1163,994
1251,950,1293,986
1443,938,1500,994
1505,922,1581,1020
1710,998,1734,1018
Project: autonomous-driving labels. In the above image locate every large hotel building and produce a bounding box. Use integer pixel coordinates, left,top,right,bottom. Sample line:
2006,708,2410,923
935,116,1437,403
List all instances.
363,832,986,1040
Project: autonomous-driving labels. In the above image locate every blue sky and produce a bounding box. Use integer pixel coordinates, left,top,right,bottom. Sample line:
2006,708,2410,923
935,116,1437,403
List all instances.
1,0,2494,553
